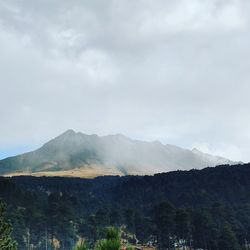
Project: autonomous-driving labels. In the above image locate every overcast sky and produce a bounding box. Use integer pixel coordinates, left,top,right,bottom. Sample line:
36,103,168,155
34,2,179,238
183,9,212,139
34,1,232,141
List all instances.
0,0,250,162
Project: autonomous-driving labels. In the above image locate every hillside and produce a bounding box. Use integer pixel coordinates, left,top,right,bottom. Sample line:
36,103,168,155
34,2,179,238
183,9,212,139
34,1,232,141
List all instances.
1,163,250,249
0,129,237,177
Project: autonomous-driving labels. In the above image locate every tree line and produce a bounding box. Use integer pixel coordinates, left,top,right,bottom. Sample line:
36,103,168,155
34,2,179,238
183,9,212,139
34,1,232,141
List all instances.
1,163,250,249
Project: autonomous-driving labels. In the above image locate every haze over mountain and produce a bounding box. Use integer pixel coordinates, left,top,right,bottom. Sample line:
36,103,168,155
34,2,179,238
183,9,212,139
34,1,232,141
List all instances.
0,130,238,177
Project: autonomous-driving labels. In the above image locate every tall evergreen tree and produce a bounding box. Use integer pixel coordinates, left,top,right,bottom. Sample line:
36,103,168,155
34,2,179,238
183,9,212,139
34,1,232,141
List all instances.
218,224,241,250
0,200,17,250
175,209,190,241
152,202,176,249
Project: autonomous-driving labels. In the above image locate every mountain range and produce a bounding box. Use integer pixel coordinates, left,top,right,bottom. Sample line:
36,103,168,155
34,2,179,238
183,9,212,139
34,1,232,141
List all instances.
0,129,238,177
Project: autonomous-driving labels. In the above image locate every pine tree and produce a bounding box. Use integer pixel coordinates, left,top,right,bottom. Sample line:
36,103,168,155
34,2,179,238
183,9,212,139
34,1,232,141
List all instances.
152,202,176,249
0,200,17,250
218,224,241,250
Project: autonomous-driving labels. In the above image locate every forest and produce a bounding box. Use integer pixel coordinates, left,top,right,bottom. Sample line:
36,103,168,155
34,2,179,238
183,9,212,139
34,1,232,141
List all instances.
1,163,250,249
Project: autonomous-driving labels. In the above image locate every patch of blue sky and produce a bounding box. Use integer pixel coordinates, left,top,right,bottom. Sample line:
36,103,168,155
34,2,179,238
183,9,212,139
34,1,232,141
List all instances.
0,145,36,160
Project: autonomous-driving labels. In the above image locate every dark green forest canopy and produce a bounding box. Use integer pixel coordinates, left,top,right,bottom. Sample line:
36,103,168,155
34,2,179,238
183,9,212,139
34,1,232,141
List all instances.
1,163,250,250
3,163,250,207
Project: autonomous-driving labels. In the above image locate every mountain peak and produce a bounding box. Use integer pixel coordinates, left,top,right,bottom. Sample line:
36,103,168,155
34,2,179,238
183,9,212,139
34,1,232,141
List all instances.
192,148,201,153
61,129,76,136
0,130,239,177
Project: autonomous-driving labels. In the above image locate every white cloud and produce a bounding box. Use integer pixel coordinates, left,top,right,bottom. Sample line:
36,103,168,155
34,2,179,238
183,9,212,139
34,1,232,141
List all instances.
139,0,247,36
0,0,250,162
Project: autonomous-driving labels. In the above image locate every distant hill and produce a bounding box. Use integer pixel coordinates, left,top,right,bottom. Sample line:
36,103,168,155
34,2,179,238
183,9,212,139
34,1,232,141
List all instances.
0,129,238,177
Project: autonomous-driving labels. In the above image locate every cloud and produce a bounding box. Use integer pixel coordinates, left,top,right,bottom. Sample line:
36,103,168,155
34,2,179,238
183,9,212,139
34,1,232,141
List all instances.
0,0,250,162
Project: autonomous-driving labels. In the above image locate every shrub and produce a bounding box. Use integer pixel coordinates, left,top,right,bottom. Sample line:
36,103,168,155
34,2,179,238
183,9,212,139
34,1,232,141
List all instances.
94,227,121,250
72,240,88,250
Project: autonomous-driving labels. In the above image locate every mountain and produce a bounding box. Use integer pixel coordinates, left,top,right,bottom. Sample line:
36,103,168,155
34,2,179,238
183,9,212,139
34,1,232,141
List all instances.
0,129,238,177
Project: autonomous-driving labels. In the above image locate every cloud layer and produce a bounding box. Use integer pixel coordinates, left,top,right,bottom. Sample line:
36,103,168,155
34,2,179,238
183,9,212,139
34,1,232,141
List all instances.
0,0,250,162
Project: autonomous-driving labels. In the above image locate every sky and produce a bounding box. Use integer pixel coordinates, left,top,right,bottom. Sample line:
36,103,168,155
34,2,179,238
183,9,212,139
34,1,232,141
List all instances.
0,0,250,162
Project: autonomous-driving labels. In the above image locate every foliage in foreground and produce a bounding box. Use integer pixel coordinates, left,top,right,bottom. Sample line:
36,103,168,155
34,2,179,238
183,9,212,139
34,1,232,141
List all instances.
94,227,121,250
0,200,17,250
72,240,88,250
72,227,123,250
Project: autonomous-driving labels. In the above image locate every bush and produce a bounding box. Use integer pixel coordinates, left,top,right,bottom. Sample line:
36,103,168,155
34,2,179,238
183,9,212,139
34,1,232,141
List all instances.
106,227,119,241
72,240,88,250
94,227,121,250
94,239,120,250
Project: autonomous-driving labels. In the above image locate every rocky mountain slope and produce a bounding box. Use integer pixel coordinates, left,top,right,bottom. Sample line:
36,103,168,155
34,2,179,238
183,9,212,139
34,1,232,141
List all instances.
0,130,238,177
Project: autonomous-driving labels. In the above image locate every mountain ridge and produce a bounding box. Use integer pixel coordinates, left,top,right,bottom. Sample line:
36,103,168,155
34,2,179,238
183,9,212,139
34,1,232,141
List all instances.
0,129,239,177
